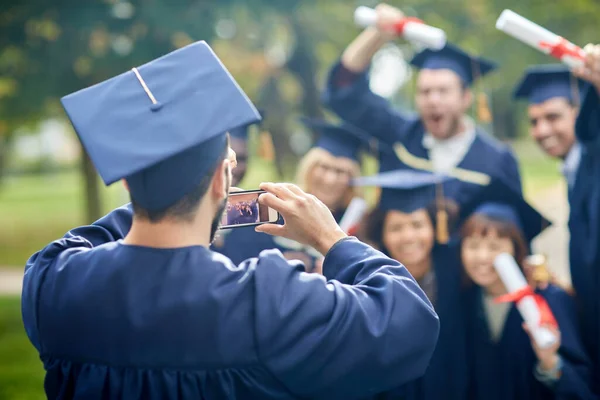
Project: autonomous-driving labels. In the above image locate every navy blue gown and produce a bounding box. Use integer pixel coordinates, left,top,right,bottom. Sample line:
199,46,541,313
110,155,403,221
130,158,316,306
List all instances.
321,61,523,199
571,83,600,390
379,245,468,400
212,207,348,270
22,206,440,400
462,284,595,399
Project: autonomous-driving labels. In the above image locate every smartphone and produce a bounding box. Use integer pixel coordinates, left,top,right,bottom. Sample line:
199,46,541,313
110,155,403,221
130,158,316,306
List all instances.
219,189,280,230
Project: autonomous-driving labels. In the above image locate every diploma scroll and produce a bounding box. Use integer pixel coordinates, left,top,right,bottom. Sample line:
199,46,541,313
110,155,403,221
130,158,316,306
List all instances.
496,10,585,69
354,6,446,50
339,197,368,235
493,253,559,349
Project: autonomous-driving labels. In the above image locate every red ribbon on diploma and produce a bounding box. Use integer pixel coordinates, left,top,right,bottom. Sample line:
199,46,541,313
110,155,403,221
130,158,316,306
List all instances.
539,37,585,62
494,286,558,329
347,224,359,237
392,17,423,35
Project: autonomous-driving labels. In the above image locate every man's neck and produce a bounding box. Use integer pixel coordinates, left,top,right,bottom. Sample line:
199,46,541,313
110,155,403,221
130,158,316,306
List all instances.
123,218,210,249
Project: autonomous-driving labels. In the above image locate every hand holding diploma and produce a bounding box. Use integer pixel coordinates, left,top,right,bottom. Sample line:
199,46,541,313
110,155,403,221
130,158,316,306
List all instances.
496,10,585,69
572,43,600,93
354,4,446,50
493,253,559,349
338,197,368,236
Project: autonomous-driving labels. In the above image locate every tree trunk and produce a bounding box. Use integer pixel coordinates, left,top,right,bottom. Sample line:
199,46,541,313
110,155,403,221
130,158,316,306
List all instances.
0,137,7,186
81,148,102,223
257,75,289,179
285,16,323,119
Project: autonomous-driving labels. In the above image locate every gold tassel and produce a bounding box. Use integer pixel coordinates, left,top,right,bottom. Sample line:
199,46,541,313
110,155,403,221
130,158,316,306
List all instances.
477,92,492,123
435,182,449,244
257,130,275,162
436,208,449,244
527,254,551,285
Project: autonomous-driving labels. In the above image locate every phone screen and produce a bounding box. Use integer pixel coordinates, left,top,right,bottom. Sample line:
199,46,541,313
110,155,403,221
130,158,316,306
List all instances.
219,190,280,230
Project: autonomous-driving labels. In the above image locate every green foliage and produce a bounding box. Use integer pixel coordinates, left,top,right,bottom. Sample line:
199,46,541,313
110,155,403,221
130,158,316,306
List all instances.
0,296,45,400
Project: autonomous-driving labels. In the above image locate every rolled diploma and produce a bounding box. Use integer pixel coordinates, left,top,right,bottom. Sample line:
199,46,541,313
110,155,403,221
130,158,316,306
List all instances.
496,10,584,69
354,6,446,50
339,197,368,234
494,253,558,349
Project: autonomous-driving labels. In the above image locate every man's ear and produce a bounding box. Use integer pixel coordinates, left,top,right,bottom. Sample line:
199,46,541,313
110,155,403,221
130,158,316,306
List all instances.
210,160,229,200
122,179,130,192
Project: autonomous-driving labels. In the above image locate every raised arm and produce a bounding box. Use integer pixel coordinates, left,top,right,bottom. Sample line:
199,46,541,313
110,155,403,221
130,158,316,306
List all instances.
572,43,600,151
252,238,440,399
321,4,417,145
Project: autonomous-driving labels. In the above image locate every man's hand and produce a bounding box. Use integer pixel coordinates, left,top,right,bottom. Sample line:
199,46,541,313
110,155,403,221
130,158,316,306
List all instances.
374,3,406,41
255,183,347,256
572,43,600,94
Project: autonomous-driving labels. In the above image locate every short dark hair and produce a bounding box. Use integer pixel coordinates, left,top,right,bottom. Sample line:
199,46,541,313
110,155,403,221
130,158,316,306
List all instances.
131,138,229,223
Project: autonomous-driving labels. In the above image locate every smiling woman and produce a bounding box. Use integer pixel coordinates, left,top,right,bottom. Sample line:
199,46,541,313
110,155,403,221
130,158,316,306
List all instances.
296,147,360,219
295,118,372,222
355,169,468,400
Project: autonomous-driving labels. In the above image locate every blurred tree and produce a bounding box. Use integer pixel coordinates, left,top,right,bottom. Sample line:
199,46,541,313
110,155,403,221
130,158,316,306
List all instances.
3,0,600,221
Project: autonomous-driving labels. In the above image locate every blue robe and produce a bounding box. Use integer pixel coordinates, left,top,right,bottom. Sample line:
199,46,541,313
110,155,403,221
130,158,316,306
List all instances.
571,83,600,391
212,207,348,271
462,284,595,400
321,61,523,198
377,245,468,400
22,206,440,400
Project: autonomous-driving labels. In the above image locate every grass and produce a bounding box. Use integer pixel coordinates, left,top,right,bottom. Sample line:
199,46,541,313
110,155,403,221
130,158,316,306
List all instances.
511,138,562,198
0,171,126,267
0,296,45,400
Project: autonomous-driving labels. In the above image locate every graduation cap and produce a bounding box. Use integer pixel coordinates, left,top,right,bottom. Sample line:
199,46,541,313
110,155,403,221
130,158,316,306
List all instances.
513,64,584,105
300,117,379,162
352,169,453,244
61,41,261,211
457,176,551,245
409,43,497,87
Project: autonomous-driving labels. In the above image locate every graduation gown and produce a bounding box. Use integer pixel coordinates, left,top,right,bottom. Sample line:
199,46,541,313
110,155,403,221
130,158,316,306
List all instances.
212,207,348,269
321,61,523,198
570,83,600,388
22,206,440,400
462,284,595,400
378,245,468,400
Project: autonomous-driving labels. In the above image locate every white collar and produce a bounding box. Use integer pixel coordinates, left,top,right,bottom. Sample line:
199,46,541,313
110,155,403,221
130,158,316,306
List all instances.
422,116,476,150
560,142,582,184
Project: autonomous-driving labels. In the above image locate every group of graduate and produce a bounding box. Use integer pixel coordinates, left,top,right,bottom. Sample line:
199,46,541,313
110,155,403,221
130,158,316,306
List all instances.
18,3,600,399
225,199,259,225
212,4,600,398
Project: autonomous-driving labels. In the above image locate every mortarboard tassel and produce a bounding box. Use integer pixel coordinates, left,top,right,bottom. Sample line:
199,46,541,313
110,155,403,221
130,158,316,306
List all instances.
435,182,449,244
257,130,275,162
477,92,493,123
527,254,551,285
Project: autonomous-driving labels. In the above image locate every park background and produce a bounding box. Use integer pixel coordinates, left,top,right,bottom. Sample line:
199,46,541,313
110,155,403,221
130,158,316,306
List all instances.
1,0,597,398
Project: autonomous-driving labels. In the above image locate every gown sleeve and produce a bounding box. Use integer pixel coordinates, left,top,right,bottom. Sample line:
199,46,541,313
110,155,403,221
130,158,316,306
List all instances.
22,204,134,350
543,286,597,399
252,237,441,399
576,84,600,151
321,60,418,145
